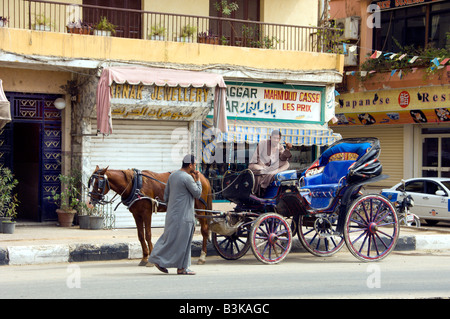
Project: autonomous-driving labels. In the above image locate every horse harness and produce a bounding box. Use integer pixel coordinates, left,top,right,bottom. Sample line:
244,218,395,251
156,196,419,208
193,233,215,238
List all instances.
89,168,166,211
89,168,207,210
120,169,165,211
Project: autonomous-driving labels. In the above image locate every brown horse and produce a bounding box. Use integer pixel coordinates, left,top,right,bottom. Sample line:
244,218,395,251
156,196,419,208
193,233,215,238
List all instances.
88,166,212,266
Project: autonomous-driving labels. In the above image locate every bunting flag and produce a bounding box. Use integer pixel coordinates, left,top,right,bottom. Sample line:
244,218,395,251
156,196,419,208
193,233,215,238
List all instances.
335,40,450,78
409,56,418,63
431,58,440,67
370,50,382,59
441,58,450,65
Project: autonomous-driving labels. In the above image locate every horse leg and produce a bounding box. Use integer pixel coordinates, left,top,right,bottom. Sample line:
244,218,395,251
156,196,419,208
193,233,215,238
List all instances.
197,217,208,265
144,209,154,268
133,213,149,266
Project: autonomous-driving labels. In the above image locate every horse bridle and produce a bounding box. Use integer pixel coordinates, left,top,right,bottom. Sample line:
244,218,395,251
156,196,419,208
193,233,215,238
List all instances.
88,169,112,205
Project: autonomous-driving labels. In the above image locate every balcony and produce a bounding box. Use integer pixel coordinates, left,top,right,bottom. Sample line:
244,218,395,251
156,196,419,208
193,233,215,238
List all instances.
0,0,340,53
0,0,344,82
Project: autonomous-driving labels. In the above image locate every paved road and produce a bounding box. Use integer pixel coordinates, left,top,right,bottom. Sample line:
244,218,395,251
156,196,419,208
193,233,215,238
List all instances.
1,250,450,301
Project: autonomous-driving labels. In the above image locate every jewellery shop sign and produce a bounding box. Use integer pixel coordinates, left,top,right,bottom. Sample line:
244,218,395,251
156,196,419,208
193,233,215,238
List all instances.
110,82,213,121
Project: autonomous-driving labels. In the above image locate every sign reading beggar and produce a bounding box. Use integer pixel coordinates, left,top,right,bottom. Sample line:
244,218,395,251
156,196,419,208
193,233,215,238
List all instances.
110,82,212,121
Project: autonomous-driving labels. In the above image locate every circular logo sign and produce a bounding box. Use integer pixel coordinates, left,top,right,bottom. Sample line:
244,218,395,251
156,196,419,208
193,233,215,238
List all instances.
398,91,410,108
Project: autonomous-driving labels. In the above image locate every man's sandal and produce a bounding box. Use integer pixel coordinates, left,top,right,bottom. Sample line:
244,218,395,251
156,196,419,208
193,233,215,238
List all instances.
177,268,196,275
155,263,168,274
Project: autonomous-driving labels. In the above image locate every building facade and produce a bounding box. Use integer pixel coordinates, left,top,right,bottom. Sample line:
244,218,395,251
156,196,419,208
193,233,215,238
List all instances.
0,0,343,226
330,0,450,189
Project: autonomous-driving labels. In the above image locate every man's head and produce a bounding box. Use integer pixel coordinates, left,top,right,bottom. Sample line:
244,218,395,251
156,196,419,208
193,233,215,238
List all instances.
270,129,282,144
181,154,196,173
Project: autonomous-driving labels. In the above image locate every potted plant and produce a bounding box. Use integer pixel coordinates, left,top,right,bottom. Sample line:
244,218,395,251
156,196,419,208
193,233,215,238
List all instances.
2,194,19,234
198,30,219,45
148,24,166,41
78,200,103,230
0,16,8,28
178,25,196,43
33,14,52,31
66,19,92,35
94,16,116,37
0,168,18,233
48,173,80,227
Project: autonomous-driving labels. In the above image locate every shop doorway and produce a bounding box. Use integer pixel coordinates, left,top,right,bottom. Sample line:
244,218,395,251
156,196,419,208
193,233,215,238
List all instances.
13,123,40,221
421,128,450,178
0,93,62,222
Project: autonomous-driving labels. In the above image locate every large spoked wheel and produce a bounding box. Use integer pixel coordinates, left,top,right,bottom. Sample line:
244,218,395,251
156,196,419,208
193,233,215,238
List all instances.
298,214,345,257
344,194,399,262
212,225,251,260
250,213,292,264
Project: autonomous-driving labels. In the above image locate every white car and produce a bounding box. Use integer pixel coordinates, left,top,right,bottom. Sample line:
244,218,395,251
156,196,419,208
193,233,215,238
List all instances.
381,178,450,225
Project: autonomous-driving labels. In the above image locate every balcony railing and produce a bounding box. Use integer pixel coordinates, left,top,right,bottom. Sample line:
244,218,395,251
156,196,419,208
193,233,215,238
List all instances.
0,0,340,53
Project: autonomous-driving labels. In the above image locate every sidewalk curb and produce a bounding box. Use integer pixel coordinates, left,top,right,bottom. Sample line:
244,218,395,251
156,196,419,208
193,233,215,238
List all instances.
1,234,450,266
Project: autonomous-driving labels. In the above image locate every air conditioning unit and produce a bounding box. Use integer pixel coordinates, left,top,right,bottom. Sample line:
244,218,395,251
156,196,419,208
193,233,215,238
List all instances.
335,16,360,41
344,49,358,66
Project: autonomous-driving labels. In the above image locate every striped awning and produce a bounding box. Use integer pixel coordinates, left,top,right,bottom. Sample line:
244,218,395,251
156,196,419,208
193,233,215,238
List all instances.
203,117,341,146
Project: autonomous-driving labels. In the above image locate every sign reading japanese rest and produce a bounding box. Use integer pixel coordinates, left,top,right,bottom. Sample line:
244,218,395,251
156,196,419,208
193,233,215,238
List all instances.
333,86,450,126
223,83,324,123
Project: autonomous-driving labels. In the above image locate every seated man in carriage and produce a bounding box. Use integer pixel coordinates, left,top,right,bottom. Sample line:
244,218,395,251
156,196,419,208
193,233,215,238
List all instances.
248,129,293,197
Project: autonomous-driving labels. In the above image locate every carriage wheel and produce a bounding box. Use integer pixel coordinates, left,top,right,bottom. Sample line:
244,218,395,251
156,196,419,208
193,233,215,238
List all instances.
344,194,399,262
250,213,292,264
212,225,251,260
297,214,344,257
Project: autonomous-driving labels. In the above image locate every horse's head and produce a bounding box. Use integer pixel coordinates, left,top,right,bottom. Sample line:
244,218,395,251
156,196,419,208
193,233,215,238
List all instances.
88,166,110,206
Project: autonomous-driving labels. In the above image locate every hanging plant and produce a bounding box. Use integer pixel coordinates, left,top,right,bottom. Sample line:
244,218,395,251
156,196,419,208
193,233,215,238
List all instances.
214,0,239,16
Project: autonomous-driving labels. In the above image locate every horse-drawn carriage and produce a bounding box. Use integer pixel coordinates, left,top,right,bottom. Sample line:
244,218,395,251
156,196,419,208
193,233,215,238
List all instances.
88,137,399,266
210,137,399,264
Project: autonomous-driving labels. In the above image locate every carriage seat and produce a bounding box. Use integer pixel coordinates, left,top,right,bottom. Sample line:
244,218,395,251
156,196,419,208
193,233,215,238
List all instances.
271,170,298,186
300,160,355,210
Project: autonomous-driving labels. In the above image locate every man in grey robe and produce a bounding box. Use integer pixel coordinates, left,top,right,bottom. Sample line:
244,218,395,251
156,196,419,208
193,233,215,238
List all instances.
149,154,202,275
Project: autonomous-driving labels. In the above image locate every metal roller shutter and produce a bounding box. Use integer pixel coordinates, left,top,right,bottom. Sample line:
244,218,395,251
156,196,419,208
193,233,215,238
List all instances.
89,119,189,228
332,125,403,189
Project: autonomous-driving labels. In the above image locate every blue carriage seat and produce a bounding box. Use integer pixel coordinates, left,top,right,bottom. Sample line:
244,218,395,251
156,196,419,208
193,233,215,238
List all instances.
300,142,371,210
263,170,298,198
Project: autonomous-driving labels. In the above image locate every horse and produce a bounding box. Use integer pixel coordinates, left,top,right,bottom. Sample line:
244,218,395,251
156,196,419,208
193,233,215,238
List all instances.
88,166,212,266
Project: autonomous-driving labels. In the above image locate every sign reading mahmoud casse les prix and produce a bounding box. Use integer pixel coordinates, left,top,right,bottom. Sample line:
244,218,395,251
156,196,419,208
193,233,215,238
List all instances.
221,82,324,123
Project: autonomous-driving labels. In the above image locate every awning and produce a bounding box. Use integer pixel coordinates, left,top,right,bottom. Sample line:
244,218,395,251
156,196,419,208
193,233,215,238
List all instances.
203,117,341,146
96,66,228,134
0,80,11,130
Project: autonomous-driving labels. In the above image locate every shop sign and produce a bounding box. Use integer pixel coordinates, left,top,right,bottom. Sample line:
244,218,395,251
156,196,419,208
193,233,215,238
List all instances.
372,0,442,10
333,86,450,125
110,82,212,121
221,82,324,124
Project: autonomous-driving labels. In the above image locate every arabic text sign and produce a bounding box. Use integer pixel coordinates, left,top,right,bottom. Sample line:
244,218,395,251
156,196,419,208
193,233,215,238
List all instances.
225,84,323,123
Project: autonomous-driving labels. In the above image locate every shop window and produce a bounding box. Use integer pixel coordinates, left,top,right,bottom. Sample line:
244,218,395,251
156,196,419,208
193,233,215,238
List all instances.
373,2,450,51
421,128,450,177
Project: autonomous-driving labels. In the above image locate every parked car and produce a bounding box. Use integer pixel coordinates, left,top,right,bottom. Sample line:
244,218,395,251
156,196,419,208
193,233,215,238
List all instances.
381,178,450,226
